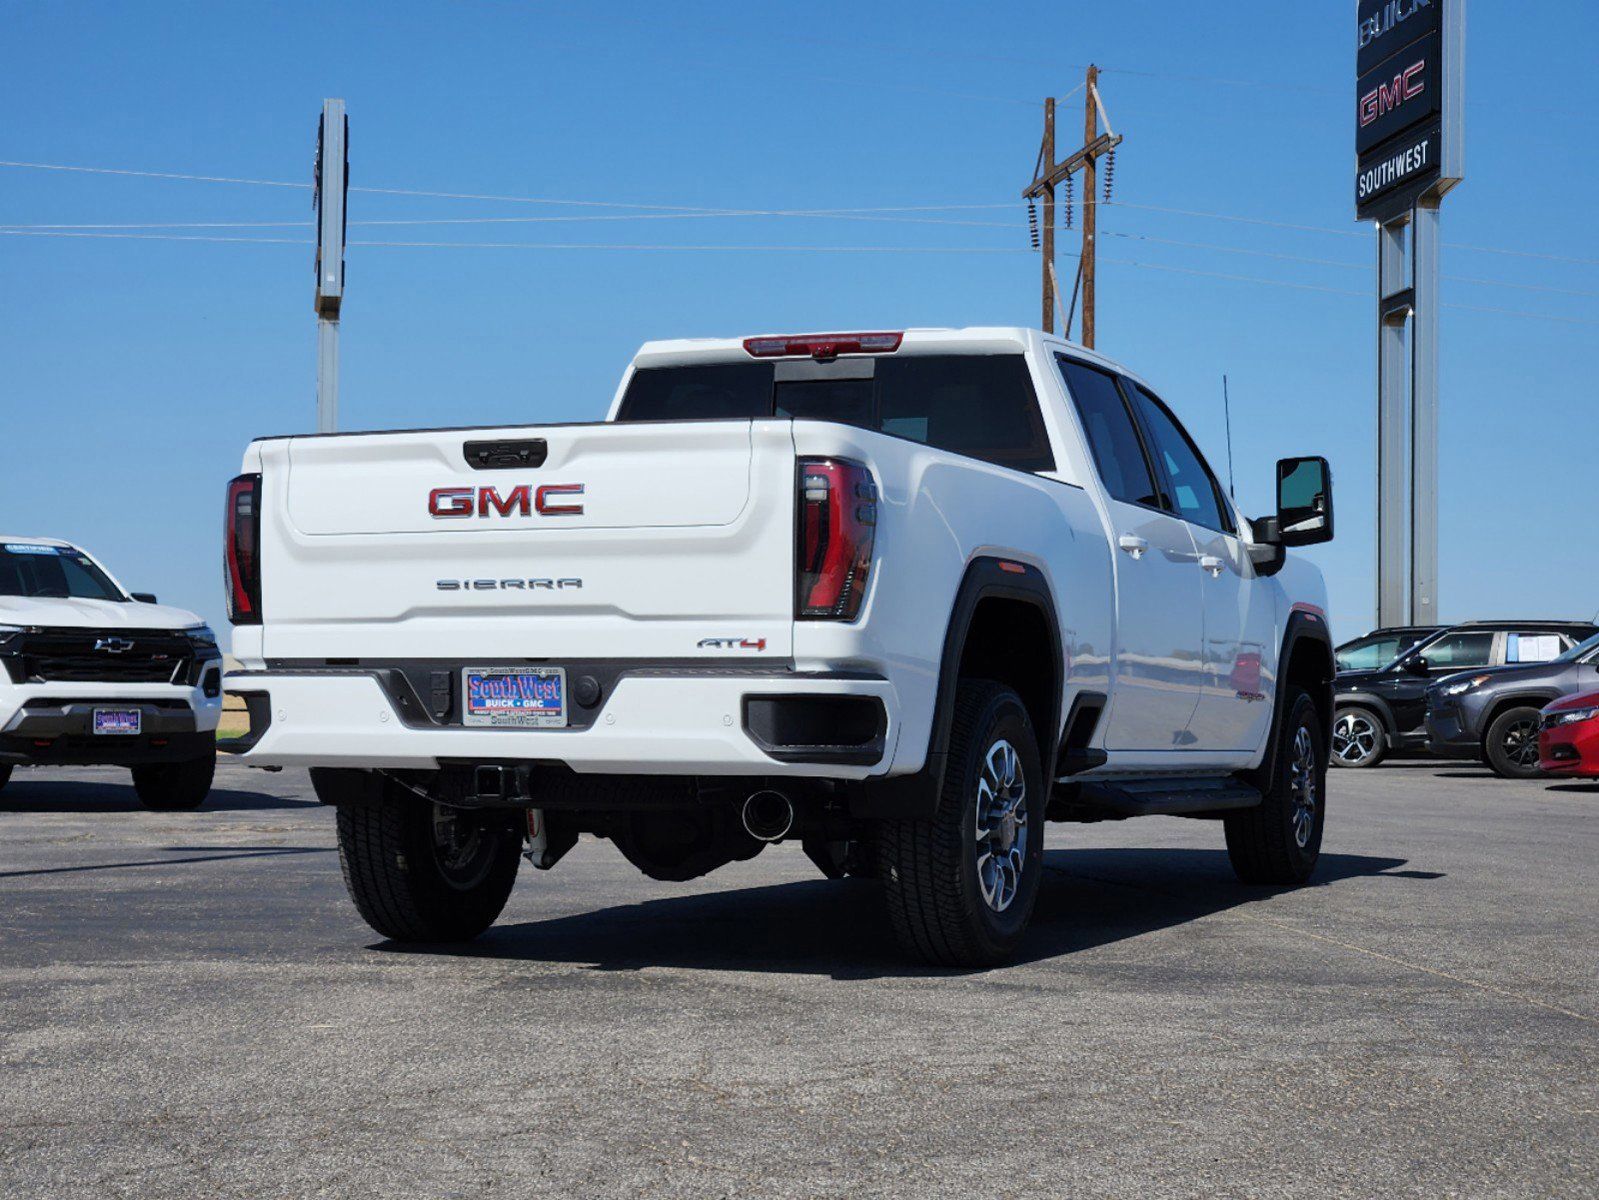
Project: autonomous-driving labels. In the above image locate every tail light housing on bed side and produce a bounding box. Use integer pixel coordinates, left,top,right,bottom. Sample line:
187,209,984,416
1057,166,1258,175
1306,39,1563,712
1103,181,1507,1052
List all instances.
224,473,262,625
796,459,876,621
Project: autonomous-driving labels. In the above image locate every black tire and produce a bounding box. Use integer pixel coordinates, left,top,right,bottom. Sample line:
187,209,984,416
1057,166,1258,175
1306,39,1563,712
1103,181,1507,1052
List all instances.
0,764,10,793
1484,706,1544,780
1330,705,1386,768
131,743,216,811
333,774,522,943
878,680,1045,968
1226,687,1325,886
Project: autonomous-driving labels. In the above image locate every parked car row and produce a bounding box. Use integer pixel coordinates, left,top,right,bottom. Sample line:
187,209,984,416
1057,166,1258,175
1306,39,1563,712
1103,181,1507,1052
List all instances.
1332,620,1599,779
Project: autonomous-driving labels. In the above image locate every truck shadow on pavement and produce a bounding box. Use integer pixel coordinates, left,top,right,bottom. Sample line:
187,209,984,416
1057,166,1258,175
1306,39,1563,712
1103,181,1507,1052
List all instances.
390,848,1428,979
0,778,317,813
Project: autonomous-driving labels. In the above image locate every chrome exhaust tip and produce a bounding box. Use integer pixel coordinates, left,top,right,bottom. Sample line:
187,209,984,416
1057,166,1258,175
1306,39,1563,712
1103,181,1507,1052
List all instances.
741,790,794,842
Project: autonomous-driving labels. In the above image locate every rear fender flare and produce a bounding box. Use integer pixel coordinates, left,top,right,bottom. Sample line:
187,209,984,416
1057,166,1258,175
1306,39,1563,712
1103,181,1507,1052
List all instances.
848,557,1063,820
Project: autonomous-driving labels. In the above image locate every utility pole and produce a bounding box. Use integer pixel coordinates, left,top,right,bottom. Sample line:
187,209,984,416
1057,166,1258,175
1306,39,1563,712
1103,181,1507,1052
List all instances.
1081,64,1100,349
314,99,347,433
1023,64,1121,348
1040,97,1055,333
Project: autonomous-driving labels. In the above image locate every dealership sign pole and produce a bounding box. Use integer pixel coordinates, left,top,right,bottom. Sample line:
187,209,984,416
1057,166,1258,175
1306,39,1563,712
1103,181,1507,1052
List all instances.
314,99,347,434
1357,0,1463,627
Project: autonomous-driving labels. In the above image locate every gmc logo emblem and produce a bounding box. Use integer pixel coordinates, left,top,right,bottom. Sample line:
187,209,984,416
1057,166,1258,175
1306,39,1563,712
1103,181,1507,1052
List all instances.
1359,59,1425,127
429,484,585,519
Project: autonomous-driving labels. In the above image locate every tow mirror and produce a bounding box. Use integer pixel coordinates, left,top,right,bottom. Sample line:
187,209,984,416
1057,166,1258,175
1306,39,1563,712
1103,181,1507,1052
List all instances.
1258,456,1334,548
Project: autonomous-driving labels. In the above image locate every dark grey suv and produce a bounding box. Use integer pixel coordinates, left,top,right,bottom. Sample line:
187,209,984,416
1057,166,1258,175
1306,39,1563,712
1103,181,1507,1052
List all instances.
1426,631,1599,778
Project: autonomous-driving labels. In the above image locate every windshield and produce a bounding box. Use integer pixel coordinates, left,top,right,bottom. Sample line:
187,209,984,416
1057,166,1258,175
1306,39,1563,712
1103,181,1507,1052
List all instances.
0,544,126,602
1557,631,1599,663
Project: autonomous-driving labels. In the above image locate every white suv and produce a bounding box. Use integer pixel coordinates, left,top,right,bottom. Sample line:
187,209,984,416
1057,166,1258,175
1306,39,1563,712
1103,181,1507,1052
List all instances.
0,538,223,809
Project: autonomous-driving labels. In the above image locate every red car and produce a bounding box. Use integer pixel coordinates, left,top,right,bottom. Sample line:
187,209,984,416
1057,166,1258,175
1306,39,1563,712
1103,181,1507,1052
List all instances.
1538,690,1599,776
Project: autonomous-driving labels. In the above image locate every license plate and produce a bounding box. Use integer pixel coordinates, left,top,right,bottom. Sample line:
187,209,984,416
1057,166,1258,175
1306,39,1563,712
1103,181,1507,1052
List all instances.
462,667,567,728
93,709,142,736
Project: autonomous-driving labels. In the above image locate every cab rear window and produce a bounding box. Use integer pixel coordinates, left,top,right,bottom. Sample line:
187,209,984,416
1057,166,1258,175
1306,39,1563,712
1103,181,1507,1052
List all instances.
616,354,1054,473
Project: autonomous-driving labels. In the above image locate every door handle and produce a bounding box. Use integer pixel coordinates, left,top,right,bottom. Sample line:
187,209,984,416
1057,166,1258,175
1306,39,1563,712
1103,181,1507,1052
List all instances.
1117,535,1148,560
1199,555,1225,577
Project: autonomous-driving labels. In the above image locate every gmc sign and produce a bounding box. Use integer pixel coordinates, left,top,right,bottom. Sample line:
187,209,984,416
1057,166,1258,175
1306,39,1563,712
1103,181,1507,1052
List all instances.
1354,0,1462,222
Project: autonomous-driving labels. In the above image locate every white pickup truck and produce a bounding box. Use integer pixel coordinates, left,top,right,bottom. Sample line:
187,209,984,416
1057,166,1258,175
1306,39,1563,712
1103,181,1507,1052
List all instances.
224,327,1336,966
1,537,223,808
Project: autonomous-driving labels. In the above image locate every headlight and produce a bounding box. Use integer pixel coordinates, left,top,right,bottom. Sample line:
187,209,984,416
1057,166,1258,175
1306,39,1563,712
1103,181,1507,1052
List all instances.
1547,706,1599,728
0,624,23,650
1442,674,1492,697
184,624,219,648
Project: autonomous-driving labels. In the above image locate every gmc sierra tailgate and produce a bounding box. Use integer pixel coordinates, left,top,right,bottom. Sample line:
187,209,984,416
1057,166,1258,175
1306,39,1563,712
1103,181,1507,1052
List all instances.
256,419,797,661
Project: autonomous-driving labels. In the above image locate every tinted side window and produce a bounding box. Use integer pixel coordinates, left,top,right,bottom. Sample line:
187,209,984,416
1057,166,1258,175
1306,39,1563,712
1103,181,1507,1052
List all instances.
1420,631,1495,670
617,363,771,421
1125,383,1232,533
874,355,1054,472
1337,637,1401,672
1057,358,1160,508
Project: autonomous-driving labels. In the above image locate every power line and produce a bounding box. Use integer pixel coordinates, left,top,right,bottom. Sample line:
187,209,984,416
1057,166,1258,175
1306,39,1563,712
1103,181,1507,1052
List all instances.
1104,198,1371,239
1102,230,1366,272
7,226,1595,326
6,157,1598,268
0,159,308,190
0,210,1023,231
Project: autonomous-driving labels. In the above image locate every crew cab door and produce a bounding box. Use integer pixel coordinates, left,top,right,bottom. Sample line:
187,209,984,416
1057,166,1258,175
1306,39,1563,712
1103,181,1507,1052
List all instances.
1057,357,1205,751
1121,380,1275,756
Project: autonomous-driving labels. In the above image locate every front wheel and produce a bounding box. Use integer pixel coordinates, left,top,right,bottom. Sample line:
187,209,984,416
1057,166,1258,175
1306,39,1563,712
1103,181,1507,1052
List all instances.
1330,706,1386,768
131,743,216,810
334,775,522,942
1226,687,1325,886
1484,706,1544,779
878,679,1045,968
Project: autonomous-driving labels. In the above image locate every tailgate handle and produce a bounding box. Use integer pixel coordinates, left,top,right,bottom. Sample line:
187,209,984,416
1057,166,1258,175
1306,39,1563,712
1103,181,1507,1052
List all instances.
463,439,548,470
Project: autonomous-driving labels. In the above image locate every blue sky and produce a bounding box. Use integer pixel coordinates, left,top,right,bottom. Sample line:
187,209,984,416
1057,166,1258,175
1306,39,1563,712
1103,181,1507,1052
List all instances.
2,1,1596,639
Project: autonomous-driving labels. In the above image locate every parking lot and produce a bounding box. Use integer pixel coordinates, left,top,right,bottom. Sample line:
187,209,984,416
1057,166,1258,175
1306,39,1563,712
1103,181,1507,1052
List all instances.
1,761,1595,1199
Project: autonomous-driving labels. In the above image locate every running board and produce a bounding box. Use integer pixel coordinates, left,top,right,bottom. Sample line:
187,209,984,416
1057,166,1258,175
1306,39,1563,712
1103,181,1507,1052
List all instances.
1050,775,1263,822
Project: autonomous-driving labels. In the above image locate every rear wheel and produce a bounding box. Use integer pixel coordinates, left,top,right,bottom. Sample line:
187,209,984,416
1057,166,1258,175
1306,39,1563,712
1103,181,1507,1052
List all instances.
1226,688,1325,886
878,679,1045,968
1331,705,1386,769
1484,706,1544,780
131,743,216,811
334,775,521,942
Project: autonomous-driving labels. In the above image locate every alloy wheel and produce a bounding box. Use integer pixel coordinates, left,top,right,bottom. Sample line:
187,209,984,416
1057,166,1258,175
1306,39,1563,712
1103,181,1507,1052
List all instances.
1501,718,1541,771
1288,725,1318,849
974,739,1028,913
1333,712,1378,765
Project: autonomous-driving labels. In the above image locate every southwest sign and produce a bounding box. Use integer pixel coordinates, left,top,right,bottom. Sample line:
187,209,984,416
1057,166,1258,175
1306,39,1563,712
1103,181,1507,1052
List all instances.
1354,0,1463,221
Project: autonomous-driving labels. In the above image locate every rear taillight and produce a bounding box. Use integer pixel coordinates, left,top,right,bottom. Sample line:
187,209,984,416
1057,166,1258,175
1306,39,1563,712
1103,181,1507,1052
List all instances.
796,459,876,620
744,332,903,360
225,473,262,625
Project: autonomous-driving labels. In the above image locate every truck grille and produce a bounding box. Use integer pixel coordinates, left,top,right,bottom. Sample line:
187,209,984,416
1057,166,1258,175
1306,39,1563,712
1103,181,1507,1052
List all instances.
6,629,192,684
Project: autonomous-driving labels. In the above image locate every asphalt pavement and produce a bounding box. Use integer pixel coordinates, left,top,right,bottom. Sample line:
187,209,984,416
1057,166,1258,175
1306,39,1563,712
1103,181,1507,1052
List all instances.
1,758,1595,1198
